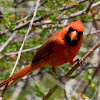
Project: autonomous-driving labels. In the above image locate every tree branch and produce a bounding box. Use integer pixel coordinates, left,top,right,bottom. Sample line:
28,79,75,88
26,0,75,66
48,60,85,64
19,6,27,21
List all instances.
0,30,18,53
91,1,100,9
0,45,41,59
16,0,47,24
59,0,95,20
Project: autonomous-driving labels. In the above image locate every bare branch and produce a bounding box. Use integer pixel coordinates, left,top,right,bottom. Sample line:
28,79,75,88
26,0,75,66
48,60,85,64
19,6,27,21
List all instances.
57,0,87,12
59,0,95,20
0,31,18,53
0,7,3,18
0,45,41,59
16,0,28,6
85,0,94,13
16,0,47,24
85,30,100,35
91,1,100,9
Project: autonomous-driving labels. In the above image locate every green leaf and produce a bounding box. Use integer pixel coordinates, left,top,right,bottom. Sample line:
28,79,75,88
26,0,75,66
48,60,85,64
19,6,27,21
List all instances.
33,82,45,98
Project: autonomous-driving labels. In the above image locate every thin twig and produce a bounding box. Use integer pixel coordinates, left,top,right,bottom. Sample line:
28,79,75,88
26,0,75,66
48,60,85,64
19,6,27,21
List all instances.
14,0,17,20
0,45,41,59
0,30,18,53
85,30,100,35
16,0,28,6
0,7,3,18
6,45,41,56
91,1,100,9
85,0,94,13
42,40,100,100
56,0,87,12
16,0,47,24
59,0,95,20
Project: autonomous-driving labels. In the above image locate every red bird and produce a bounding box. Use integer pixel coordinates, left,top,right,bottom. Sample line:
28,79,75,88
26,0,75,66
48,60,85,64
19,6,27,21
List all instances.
0,21,84,89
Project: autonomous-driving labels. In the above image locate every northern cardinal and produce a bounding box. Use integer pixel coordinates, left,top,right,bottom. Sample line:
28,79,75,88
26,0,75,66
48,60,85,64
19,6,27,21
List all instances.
0,21,84,89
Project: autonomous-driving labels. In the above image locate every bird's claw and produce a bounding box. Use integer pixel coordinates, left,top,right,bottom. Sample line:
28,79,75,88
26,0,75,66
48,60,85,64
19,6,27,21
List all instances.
77,58,84,67
56,73,66,84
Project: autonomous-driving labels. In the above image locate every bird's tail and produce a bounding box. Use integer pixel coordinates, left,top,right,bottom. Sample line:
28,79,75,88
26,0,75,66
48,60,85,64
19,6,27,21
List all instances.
0,61,46,89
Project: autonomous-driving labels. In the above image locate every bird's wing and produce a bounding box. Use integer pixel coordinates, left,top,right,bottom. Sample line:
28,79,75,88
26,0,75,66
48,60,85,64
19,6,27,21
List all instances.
31,39,56,65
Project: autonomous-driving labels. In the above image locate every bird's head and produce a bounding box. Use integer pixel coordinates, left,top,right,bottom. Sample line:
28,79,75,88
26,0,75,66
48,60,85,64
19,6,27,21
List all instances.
65,21,84,46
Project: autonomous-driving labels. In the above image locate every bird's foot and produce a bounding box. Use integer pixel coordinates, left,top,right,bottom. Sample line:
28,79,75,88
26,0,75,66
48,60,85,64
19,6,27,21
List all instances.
77,58,84,67
56,73,66,84
52,67,66,84
71,58,84,67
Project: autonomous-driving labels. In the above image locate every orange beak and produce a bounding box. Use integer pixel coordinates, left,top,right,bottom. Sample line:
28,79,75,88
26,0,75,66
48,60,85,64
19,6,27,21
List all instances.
70,31,78,41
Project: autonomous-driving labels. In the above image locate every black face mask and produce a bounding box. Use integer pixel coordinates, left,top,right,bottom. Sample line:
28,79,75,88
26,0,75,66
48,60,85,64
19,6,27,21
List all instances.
65,27,83,46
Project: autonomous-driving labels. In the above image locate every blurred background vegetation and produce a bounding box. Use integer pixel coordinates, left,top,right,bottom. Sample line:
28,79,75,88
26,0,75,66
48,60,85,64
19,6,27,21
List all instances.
0,0,100,100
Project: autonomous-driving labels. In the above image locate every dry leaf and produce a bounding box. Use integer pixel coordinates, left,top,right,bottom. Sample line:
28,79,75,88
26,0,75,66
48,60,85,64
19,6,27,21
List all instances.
68,1,79,5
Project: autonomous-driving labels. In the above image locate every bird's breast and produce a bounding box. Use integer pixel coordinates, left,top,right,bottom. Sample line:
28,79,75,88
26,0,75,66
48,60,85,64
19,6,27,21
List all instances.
47,45,69,67
48,41,82,67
